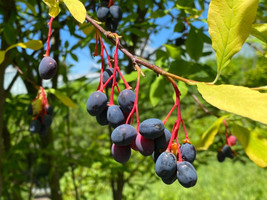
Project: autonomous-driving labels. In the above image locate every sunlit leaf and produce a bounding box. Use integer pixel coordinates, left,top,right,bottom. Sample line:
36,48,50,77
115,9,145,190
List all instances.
208,0,258,77
80,24,95,36
164,44,181,59
251,23,267,43
0,40,43,65
185,26,203,61
196,116,226,150
63,0,86,23
197,83,267,124
32,99,42,115
47,88,77,109
232,124,267,168
42,0,61,17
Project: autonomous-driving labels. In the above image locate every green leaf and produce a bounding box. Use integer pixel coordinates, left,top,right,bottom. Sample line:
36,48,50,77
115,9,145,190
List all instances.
42,0,61,17
164,44,181,59
17,0,37,16
119,71,138,83
149,75,166,106
32,99,42,115
251,23,267,43
46,88,77,109
185,26,203,61
232,124,267,168
63,0,86,23
0,40,43,64
197,83,267,124
196,116,226,150
208,0,258,78
172,81,188,102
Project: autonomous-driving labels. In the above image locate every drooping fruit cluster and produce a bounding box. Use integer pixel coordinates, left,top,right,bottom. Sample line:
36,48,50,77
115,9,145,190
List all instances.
86,33,197,188
97,0,122,32
27,87,53,136
38,17,57,80
217,120,237,162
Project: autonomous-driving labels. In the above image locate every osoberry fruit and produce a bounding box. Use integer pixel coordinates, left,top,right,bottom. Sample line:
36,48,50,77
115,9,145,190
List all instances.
180,143,196,163
227,135,237,146
176,161,197,188
161,170,177,185
217,151,225,162
107,105,125,128
111,144,131,164
102,68,119,88
43,114,52,127
38,56,57,80
135,134,154,156
97,6,110,22
46,105,53,116
86,91,107,116
109,5,122,21
111,124,137,146
222,145,234,158
118,89,135,114
154,128,171,153
155,152,177,179
27,104,33,115
105,17,118,32
96,107,108,126
139,118,164,139
29,119,41,133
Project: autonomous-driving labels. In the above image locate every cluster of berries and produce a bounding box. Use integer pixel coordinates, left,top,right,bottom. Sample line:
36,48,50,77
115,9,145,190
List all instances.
27,87,53,136
217,135,237,162
97,0,122,32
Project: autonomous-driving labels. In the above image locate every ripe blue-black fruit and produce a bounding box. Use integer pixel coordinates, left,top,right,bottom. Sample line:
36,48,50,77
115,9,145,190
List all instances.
43,114,52,127
217,151,225,162
27,104,33,115
118,89,135,114
39,124,47,137
154,128,171,153
29,119,41,133
107,105,125,128
180,143,196,163
105,17,118,32
161,170,177,185
38,56,57,80
109,5,122,21
97,6,110,22
86,91,107,116
111,143,131,163
155,152,177,179
100,0,109,7
135,134,154,156
139,118,164,139
102,68,119,88
111,124,137,146
46,105,53,116
152,151,161,163
222,145,234,158
176,161,197,188
96,107,108,126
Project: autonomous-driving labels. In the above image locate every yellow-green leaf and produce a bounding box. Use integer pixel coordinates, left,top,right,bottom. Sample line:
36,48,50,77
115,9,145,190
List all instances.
197,83,267,124
63,0,86,23
47,88,77,109
208,0,258,78
79,24,95,36
164,44,181,59
32,99,43,115
232,124,267,168
0,40,43,65
251,23,267,43
196,116,226,150
42,0,61,17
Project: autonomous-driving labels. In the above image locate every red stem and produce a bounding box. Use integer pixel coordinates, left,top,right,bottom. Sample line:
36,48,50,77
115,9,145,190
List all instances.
45,17,54,57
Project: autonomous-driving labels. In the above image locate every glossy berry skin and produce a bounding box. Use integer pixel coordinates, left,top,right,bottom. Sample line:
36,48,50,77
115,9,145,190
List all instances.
154,128,171,153
105,17,118,32
111,124,137,146
139,118,164,139
102,68,119,88
155,152,177,179
109,5,122,21
118,89,135,114
111,144,131,164
29,120,41,133
38,56,57,80
135,134,154,156
96,107,108,126
217,151,225,162
161,170,177,185
180,143,196,163
97,6,110,22
46,105,53,116
107,105,125,128
86,91,107,116
222,145,234,158
176,161,197,188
